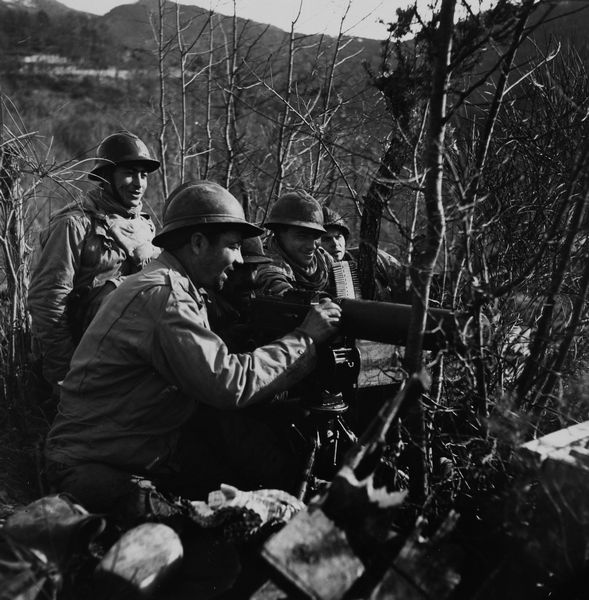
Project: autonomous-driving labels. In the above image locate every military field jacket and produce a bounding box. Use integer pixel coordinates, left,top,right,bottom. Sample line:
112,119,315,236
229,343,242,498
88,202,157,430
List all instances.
346,248,406,302
28,188,158,385
45,251,317,476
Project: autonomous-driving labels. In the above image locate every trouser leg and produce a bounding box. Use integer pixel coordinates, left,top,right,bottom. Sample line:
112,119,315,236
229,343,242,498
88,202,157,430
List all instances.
45,460,185,530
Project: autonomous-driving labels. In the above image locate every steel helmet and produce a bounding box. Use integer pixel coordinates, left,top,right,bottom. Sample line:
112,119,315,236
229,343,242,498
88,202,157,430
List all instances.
264,190,326,234
89,131,160,181
153,180,264,248
322,206,350,238
241,236,272,265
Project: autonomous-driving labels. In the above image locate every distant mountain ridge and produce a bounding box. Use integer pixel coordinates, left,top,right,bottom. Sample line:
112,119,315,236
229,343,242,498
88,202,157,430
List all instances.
0,0,386,189
0,0,383,53
3,0,587,74
1,0,588,181
0,0,383,80
1,0,73,16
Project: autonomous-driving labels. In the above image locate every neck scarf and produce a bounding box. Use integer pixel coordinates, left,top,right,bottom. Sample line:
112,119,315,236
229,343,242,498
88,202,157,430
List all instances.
52,186,142,222
84,186,142,218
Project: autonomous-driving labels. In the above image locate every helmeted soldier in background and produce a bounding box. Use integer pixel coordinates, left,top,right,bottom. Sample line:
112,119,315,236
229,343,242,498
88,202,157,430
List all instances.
44,180,341,519
207,235,272,352
319,206,350,262
256,190,334,296
204,236,307,497
320,205,407,303
28,130,160,389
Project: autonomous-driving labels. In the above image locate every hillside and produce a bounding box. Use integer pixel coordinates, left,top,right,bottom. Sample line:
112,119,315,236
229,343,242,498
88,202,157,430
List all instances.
0,0,588,224
0,0,386,188
1,0,71,16
0,0,383,81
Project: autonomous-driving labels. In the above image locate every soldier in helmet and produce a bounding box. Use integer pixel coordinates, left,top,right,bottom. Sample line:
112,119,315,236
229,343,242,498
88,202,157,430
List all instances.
257,190,335,296
320,205,407,303
44,180,341,519
203,236,307,494
28,130,161,391
319,205,350,262
207,235,272,352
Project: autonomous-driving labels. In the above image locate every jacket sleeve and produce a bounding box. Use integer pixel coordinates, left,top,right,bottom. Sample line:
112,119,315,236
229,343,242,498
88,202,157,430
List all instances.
152,283,317,409
28,215,88,385
255,262,294,296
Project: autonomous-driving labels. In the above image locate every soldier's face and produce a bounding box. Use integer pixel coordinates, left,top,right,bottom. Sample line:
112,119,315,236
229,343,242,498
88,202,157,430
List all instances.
194,230,244,292
110,164,148,209
278,226,321,268
321,227,346,261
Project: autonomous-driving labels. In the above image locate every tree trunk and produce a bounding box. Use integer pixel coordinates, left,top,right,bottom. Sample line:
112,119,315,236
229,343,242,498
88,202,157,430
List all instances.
402,0,455,507
358,139,404,300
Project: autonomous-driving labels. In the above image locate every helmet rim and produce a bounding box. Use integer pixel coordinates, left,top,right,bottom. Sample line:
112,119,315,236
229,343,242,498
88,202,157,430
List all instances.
322,206,350,238
153,180,264,247
264,218,326,234
263,190,326,233
88,158,161,181
88,131,160,181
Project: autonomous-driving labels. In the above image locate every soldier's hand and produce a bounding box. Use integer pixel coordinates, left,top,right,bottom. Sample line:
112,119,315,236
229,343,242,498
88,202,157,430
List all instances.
297,298,341,344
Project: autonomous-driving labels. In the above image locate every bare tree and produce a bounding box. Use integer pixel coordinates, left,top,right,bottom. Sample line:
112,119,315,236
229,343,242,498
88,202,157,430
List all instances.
401,0,455,506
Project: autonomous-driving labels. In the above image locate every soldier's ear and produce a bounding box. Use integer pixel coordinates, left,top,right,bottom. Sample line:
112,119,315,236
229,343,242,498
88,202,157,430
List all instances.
189,231,207,256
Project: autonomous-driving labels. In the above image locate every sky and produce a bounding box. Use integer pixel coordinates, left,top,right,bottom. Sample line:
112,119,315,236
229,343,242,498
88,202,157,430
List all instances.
57,0,413,40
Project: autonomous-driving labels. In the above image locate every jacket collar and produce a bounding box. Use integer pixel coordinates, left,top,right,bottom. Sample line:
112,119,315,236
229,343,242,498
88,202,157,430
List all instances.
85,187,143,218
50,186,143,223
156,250,209,307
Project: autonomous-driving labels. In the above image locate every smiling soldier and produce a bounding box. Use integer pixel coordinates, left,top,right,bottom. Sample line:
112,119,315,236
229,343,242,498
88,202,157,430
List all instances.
44,180,342,518
256,190,335,297
28,130,160,391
